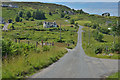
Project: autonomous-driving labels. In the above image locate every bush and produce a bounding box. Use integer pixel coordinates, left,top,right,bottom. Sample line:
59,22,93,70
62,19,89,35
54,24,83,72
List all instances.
64,15,70,19
67,45,75,49
70,19,75,24
42,46,50,52
97,33,104,42
95,46,103,54
114,43,120,54
36,48,41,53
29,17,34,21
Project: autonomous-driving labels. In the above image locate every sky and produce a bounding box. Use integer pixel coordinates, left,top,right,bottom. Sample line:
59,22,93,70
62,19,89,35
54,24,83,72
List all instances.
10,0,120,2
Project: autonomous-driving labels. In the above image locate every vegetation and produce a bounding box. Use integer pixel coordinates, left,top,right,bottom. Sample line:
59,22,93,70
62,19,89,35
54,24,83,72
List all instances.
1,2,120,78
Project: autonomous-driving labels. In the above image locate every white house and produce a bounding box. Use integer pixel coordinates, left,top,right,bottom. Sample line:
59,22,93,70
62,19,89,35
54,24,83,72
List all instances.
43,21,58,28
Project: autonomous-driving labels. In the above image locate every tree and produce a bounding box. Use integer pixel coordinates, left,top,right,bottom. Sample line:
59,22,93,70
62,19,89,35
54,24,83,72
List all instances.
18,11,23,17
97,33,104,41
60,13,65,18
26,11,31,18
15,16,20,22
70,19,75,24
33,10,46,20
49,12,52,16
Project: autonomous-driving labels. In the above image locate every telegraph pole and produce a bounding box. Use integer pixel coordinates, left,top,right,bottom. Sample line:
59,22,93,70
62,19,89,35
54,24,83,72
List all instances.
88,26,90,45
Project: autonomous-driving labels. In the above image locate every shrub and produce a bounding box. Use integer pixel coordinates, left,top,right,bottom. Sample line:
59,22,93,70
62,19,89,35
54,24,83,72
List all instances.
36,48,41,53
97,33,104,42
29,17,34,21
70,19,75,24
42,46,50,52
67,45,75,49
114,43,120,54
95,46,103,54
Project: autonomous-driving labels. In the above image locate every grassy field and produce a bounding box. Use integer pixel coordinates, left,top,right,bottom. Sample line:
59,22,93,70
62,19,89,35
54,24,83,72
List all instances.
2,45,67,78
81,26,119,59
1,2,119,78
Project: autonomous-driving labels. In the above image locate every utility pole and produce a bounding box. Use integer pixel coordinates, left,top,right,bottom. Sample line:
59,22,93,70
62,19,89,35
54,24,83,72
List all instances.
88,27,90,45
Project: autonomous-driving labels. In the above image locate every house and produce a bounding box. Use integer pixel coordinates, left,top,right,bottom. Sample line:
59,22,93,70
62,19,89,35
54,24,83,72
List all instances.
1,4,9,7
43,21,58,28
0,17,5,24
102,12,110,17
1,4,18,8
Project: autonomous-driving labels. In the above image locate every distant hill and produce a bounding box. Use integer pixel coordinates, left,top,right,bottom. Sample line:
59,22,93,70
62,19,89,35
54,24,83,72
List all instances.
1,2,72,21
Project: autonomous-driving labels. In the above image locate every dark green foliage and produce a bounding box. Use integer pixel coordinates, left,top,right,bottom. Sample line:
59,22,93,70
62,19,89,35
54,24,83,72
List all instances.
26,11,31,18
91,23,99,29
100,27,110,34
60,13,65,18
95,46,103,54
29,17,34,21
70,19,75,24
97,33,104,41
84,23,92,27
18,11,23,17
33,10,46,20
75,9,86,14
93,30,104,42
64,15,70,19
75,22,79,27
15,16,20,22
43,46,50,52
10,25,15,30
49,12,52,16
2,39,35,56
114,43,120,54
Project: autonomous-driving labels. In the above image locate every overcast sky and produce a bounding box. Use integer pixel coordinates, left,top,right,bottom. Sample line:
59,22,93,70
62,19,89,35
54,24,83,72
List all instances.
11,0,119,2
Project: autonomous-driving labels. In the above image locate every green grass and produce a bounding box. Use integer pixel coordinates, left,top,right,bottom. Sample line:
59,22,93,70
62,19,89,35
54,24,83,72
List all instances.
81,26,119,59
106,72,120,80
76,20,91,26
2,46,67,78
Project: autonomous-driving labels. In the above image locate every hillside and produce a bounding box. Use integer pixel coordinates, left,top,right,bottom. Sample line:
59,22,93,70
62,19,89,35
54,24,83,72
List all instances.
1,2,72,21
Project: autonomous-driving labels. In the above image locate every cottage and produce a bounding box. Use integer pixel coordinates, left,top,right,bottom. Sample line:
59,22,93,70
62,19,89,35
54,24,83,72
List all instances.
0,17,5,24
1,4,9,7
43,21,58,28
1,4,18,8
102,12,110,17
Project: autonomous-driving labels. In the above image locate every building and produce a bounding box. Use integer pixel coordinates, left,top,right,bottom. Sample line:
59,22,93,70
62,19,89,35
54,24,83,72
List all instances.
102,13,110,17
43,21,58,28
1,4,18,8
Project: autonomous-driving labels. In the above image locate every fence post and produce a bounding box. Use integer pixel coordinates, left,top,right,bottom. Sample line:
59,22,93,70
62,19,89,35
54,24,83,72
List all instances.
36,42,38,48
28,41,30,45
15,38,17,43
18,39,20,43
52,42,54,46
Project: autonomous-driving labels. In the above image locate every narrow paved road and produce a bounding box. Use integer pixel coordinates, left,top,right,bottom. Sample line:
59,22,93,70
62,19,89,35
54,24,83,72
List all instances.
30,25,118,78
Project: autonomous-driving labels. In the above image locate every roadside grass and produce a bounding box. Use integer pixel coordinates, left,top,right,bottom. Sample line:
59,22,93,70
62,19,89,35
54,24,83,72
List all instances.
106,72,120,80
2,45,67,78
2,18,78,78
76,20,91,26
81,27,119,59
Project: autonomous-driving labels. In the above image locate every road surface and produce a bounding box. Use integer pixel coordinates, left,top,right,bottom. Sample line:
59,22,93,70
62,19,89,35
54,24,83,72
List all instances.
30,25,118,78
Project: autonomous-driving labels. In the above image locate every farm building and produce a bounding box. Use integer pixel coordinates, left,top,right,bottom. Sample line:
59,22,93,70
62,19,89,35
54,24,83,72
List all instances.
43,21,58,28
102,12,110,17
